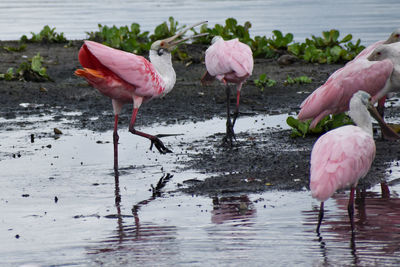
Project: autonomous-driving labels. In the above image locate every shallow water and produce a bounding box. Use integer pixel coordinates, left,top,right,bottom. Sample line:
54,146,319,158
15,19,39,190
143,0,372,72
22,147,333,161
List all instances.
1,0,400,44
1,112,400,266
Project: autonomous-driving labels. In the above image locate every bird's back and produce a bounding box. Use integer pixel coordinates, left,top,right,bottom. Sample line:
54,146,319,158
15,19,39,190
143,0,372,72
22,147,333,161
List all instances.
310,125,375,202
205,38,253,82
76,41,166,102
298,59,393,128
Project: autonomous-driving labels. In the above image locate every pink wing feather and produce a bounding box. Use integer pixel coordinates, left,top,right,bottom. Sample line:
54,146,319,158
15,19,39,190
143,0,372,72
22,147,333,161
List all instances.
205,38,253,82
79,41,166,99
299,59,393,128
310,125,375,202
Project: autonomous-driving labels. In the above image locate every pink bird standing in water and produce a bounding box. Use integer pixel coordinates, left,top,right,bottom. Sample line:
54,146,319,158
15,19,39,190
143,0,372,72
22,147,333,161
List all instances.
75,21,207,170
310,91,376,234
201,36,253,145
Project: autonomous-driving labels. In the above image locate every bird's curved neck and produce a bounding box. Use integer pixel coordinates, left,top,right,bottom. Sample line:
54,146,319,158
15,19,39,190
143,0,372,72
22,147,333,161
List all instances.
149,50,176,94
349,104,373,136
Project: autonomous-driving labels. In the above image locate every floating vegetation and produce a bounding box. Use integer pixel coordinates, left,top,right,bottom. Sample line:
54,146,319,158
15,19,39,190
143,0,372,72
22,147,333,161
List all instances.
0,53,51,82
20,25,67,43
287,113,353,138
284,75,312,85
254,74,277,90
1,44,26,52
288,29,365,63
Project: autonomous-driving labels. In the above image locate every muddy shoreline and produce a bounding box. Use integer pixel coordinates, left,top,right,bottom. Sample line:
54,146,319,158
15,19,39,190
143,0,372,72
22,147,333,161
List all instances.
1,41,400,195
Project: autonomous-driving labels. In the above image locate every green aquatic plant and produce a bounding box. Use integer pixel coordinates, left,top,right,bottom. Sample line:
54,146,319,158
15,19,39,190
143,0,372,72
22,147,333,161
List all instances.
0,68,16,81
20,25,67,43
284,75,312,85
86,23,151,54
288,29,365,63
267,30,294,50
254,74,276,90
150,16,183,42
287,113,353,138
191,18,252,45
1,44,26,52
0,53,51,82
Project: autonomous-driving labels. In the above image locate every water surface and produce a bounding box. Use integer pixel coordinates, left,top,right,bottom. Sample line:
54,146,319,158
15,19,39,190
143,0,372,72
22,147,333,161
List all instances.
1,0,400,44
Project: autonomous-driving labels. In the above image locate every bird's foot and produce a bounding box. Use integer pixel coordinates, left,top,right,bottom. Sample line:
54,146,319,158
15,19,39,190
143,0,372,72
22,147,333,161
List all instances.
223,123,236,147
149,137,173,154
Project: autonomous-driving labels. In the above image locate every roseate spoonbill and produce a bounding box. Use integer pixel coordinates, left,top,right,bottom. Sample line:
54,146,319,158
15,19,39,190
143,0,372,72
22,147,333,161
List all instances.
310,91,376,234
352,28,400,61
298,42,400,140
75,21,207,170
201,36,253,145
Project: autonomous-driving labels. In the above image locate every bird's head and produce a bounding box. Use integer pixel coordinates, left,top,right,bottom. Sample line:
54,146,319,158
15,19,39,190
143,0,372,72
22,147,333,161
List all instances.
150,21,208,56
384,28,400,44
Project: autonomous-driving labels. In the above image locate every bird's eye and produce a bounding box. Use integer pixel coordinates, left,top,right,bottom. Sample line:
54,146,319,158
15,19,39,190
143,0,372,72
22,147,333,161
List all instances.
157,48,164,56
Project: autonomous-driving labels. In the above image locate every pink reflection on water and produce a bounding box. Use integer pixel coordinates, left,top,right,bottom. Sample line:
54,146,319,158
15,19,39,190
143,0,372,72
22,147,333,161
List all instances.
211,195,256,225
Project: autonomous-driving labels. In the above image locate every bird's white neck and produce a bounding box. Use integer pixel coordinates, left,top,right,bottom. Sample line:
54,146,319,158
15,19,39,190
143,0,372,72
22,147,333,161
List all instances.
149,50,176,95
348,98,373,136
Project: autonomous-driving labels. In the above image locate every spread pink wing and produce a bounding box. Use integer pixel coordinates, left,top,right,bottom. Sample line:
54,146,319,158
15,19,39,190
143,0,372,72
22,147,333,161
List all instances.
298,59,393,128
79,41,165,98
205,38,253,80
310,125,376,202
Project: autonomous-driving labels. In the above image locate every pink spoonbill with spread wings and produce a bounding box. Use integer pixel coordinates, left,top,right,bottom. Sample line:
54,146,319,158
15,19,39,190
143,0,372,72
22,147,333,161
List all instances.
310,91,376,234
201,36,253,145
298,41,400,140
75,21,207,170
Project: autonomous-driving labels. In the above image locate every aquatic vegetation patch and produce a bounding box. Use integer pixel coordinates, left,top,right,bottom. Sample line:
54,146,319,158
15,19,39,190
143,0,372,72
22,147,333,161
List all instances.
288,29,365,63
284,75,312,85
20,25,67,43
1,44,26,52
287,113,353,138
254,74,277,90
0,53,51,82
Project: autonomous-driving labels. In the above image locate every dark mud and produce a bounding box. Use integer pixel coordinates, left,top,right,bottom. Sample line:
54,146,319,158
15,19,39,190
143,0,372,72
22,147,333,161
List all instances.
1,41,400,196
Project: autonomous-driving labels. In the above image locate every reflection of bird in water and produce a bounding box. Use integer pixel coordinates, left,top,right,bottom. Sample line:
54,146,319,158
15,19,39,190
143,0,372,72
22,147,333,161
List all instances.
310,91,376,234
298,30,400,140
211,195,256,224
87,173,175,263
201,36,253,146
75,21,207,170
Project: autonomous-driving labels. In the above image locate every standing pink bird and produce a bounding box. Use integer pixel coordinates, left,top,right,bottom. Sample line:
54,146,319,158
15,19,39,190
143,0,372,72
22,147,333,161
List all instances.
201,36,253,145
298,41,400,140
75,21,207,170
310,91,376,234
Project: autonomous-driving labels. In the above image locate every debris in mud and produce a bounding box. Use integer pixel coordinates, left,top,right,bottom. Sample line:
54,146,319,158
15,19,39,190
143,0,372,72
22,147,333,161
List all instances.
53,128,62,134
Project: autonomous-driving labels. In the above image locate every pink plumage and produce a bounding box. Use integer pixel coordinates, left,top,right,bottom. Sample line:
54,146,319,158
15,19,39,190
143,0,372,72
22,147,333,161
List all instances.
310,90,377,233
310,125,376,202
204,38,253,84
299,29,400,129
74,21,208,170
201,37,253,144
298,59,393,128
77,40,166,103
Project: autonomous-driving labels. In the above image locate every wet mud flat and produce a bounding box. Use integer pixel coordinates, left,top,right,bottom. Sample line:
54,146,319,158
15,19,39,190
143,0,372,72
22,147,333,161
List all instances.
1,40,400,196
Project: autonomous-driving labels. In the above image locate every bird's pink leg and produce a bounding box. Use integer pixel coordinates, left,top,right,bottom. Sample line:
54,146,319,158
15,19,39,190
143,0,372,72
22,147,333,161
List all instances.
232,83,243,128
381,182,390,198
348,187,356,233
113,114,119,171
316,202,324,234
223,81,235,146
377,96,387,118
128,104,172,154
